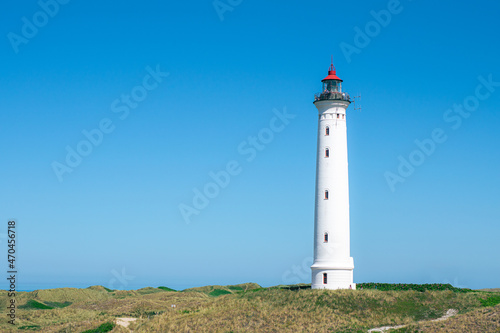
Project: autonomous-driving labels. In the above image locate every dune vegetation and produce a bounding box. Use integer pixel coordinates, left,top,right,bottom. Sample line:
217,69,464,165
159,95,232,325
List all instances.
0,283,499,332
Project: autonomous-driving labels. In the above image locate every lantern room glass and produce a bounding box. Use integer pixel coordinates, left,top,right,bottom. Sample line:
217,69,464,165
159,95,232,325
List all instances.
323,80,341,93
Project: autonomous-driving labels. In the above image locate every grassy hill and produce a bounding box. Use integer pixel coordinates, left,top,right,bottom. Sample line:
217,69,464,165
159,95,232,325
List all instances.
182,282,261,296
0,283,499,332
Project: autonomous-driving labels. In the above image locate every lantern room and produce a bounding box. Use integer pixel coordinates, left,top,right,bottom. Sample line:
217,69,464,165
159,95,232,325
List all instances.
314,62,350,103
322,63,343,93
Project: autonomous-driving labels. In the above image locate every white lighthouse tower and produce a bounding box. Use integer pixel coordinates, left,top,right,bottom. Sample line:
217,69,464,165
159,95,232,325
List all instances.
311,62,355,290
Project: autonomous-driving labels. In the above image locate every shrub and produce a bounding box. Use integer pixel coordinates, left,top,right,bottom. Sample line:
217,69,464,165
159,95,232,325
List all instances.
228,286,243,291
209,289,232,297
19,300,54,310
356,283,473,293
44,301,72,308
18,325,41,330
479,295,500,307
81,322,115,333
278,284,311,291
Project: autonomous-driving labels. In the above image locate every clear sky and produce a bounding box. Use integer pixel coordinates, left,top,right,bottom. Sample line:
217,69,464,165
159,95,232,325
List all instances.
1,0,499,291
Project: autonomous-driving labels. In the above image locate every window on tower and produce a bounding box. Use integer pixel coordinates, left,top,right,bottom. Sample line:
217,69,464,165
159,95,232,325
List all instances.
325,148,329,158
323,273,327,284
325,126,329,136
324,190,329,200
337,114,340,119
324,232,329,243
342,114,345,119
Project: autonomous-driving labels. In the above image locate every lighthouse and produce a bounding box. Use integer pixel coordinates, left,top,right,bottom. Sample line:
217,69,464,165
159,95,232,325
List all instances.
311,63,356,290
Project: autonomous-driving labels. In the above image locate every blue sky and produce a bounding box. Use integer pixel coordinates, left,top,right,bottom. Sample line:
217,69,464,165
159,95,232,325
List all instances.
1,0,499,291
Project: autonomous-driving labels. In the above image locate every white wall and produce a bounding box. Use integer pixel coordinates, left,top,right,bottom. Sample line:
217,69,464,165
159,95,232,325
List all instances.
311,99,355,290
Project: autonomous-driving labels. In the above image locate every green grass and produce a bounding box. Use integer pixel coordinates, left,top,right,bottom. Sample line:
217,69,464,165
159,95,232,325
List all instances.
277,283,311,291
81,322,115,333
479,295,500,307
228,286,243,291
357,283,473,293
182,282,261,294
44,301,72,308
158,286,177,292
19,300,54,310
18,325,41,330
209,289,232,297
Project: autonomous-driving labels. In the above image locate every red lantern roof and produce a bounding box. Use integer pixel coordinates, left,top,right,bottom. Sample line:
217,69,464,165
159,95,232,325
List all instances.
322,63,343,82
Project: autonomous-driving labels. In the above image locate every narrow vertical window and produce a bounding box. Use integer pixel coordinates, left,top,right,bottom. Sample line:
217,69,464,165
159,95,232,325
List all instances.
323,273,327,284
324,232,329,243
325,148,329,158
325,126,329,136
337,114,340,119
324,190,329,200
